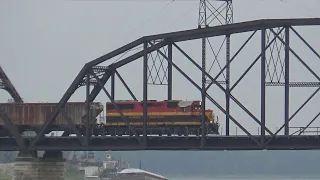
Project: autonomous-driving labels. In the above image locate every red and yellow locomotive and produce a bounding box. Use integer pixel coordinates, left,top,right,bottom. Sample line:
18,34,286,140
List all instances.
104,100,219,136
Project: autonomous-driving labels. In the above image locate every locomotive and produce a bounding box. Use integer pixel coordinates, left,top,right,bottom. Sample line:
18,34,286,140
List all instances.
0,100,220,137
103,100,220,136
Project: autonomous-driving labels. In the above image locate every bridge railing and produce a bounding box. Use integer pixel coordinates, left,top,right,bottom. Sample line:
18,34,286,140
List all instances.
290,127,320,136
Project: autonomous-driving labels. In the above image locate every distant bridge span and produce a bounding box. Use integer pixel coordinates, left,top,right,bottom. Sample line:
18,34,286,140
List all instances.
1,17,320,151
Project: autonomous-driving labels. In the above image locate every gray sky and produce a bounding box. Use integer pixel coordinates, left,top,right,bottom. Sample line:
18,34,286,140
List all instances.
1,0,320,135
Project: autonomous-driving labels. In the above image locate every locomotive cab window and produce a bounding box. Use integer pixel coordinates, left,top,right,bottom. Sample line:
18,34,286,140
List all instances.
106,104,135,110
167,101,179,108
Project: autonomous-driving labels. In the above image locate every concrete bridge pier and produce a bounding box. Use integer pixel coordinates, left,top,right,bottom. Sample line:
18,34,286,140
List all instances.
13,150,65,180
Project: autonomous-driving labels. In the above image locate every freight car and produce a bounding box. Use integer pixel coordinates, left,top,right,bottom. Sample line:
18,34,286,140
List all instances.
0,102,103,135
102,100,219,136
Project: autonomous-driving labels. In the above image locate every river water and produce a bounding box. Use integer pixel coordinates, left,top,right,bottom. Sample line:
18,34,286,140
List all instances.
169,176,320,180
68,176,318,180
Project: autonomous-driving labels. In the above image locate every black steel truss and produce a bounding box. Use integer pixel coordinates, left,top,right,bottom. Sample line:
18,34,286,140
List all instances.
0,107,26,149
1,18,320,151
0,65,26,150
0,65,23,103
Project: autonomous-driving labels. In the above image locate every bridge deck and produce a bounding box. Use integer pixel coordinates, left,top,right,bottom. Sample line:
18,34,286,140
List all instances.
1,135,320,151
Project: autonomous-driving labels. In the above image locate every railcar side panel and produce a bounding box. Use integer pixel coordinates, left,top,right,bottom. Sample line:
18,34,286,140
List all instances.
0,102,103,126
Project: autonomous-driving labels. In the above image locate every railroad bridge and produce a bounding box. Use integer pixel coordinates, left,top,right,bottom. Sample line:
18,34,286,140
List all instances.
1,5,320,180
1,17,320,151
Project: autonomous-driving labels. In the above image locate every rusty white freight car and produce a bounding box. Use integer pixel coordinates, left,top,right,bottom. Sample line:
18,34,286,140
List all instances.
0,102,103,133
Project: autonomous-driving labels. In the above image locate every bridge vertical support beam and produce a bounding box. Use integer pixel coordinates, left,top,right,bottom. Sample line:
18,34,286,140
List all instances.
143,42,148,146
225,0,233,136
111,72,115,100
168,42,173,100
198,0,207,148
261,28,266,146
225,34,231,136
85,72,90,146
284,26,290,136
201,37,206,149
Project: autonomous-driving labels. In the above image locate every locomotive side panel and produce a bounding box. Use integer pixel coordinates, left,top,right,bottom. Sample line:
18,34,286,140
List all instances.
104,100,220,135
105,100,216,125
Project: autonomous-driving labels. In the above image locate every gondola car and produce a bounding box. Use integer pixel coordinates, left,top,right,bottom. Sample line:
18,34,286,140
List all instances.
103,100,219,136
0,102,104,135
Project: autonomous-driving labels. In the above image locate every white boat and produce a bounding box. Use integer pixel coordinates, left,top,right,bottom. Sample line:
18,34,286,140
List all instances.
84,151,167,180
117,168,168,180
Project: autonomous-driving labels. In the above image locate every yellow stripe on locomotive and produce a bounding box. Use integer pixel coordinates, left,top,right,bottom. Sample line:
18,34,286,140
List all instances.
105,112,214,126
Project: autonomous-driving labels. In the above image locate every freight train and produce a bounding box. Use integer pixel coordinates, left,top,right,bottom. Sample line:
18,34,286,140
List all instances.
0,100,220,136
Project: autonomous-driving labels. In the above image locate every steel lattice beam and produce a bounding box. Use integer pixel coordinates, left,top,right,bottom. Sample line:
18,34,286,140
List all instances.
198,0,233,136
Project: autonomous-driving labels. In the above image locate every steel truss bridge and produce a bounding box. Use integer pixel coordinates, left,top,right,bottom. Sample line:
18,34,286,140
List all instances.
1,17,320,151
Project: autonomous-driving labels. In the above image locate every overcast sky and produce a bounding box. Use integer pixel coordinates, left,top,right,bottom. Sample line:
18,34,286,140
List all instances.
1,0,320,135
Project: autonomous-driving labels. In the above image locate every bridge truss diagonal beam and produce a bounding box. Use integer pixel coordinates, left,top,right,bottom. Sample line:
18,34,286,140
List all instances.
0,108,26,149
0,65,25,150
11,17,320,151
115,70,137,101
0,65,23,103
